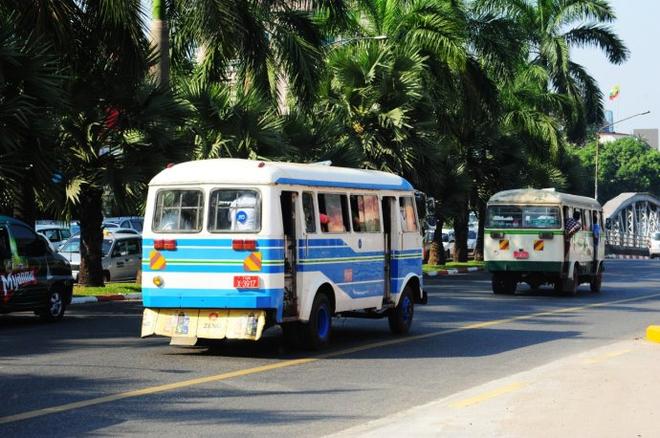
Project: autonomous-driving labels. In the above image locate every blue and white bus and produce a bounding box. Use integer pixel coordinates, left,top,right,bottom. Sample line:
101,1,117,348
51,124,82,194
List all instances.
140,158,426,349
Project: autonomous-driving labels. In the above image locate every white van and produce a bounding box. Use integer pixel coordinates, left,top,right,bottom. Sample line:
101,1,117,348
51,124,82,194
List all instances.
140,159,426,348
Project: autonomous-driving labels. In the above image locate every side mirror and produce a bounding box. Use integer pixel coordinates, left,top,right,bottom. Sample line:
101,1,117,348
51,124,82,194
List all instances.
605,218,611,230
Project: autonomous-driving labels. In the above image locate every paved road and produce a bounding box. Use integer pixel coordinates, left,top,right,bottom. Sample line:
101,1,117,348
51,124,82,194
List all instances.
1,260,659,436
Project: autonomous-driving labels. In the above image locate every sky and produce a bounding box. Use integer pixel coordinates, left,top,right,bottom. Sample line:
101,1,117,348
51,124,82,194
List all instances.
141,0,655,133
571,0,659,133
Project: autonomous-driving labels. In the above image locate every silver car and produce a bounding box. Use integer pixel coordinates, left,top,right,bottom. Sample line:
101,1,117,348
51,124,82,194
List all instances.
58,233,142,282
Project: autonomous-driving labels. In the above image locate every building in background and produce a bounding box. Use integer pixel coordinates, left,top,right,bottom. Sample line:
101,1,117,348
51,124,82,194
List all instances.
597,131,631,144
633,128,659,150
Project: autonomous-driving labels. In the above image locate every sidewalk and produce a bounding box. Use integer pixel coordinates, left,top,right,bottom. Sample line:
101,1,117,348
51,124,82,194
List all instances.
330,337,660,438
71,293,141,304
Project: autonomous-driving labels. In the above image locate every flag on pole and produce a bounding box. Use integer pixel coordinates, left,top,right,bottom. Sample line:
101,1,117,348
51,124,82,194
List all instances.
609,85,620,100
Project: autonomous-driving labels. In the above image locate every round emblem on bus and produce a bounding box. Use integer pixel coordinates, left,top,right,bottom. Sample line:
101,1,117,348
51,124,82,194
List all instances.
236,211,248,223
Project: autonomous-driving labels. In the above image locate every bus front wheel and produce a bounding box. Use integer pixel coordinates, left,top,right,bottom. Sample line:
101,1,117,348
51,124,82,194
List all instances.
492,273,516,295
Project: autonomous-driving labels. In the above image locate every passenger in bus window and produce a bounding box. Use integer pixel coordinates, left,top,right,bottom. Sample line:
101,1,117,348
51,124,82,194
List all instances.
592,212,601,248
229,192,257,231
564,209,581,238
319,214,329,232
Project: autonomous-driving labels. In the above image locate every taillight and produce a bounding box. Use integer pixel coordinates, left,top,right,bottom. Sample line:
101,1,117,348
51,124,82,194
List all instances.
232,240,257,251
154,239,177,250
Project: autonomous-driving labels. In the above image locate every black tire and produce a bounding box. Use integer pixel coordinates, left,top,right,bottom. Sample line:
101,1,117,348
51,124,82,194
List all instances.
389,286,415,334
590,272,603,293
563,266,579,296
37,287,66,322
492,273,516,295
300,293,332,350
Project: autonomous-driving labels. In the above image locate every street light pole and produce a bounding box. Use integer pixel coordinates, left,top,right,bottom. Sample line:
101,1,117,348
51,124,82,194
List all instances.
594,110,650,200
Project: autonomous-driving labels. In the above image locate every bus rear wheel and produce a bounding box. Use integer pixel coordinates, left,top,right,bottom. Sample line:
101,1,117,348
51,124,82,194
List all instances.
300,293,332,350
492,273,516,295
563,266,579,296
590,272,603,293
388,286,414,334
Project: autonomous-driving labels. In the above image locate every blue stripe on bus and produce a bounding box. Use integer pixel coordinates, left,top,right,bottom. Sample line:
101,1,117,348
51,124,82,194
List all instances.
142,287,284,317
275,177,413,191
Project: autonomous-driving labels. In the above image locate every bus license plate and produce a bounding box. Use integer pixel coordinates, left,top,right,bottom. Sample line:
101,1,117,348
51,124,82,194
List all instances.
514,250,529,259
234,275,259,289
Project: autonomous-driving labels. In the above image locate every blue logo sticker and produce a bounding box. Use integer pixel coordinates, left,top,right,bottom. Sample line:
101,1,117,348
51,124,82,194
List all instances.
236,211,248,223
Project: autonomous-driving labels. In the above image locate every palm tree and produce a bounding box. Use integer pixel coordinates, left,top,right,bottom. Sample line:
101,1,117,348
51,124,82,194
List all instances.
170,0,351,109
0,11,66,226
476,0,628,141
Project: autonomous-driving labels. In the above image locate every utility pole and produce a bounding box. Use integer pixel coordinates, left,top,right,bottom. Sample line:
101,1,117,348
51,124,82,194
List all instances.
594,110,650,200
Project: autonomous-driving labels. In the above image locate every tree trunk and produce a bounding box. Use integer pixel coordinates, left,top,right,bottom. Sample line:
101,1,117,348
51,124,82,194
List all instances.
427,213,446,266
78,187,105,286
473,201,486,261
453,202,469,262
150,0,169,86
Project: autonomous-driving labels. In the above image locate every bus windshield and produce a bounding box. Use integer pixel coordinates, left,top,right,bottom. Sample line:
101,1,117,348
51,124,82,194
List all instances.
487,205,561,229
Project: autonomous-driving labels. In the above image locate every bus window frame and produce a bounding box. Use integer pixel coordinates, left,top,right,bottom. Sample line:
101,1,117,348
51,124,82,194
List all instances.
207,187,263,234
152,187,205,234
399,195,420,233
318,192,351,234
349,193,382,234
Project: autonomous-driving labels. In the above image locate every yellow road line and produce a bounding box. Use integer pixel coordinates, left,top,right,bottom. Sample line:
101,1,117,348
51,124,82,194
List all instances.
449,382,527,408
583,349,632,365
2,291,660,425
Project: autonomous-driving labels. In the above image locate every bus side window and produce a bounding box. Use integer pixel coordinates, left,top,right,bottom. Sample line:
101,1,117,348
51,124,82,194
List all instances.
584,210,592,231
318,193,350,233
350,194,381,233
399,196,418,232
302,192,316,233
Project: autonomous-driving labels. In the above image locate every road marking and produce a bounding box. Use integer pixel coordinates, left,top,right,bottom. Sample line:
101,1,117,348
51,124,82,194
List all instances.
583,349,632,365
449,382,527,408
2,291,660,425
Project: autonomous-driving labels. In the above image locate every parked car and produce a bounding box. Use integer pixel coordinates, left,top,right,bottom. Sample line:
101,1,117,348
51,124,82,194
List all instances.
36,224,72,251
0,216,74,320
103,216,143,233
650,232,660,258
58,233,142,282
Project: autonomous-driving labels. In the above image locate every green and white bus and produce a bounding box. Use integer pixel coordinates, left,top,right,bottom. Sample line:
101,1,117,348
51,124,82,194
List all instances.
484,189,604,295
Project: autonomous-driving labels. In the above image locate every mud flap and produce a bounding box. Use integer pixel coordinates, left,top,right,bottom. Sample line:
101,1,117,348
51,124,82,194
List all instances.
141,308,266,341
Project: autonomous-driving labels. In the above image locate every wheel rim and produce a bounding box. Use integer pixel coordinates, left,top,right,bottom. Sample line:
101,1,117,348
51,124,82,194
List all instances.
49,292,63,317
401,296,413,324
317,304,330,339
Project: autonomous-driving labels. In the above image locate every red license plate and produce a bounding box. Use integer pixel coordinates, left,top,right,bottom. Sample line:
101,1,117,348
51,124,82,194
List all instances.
514,250,529,259
233,275,260,289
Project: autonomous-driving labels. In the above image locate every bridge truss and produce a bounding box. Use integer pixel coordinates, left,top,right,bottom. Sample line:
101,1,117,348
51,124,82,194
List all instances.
603,193,659,249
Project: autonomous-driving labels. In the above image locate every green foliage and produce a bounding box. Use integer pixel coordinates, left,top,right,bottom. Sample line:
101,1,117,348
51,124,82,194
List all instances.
573,137,660,203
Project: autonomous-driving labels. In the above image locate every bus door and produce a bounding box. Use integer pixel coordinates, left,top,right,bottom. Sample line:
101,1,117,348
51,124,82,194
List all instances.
280,191,299,318
382,196,398,304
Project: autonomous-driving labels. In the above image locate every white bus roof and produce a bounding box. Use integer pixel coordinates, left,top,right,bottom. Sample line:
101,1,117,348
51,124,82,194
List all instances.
488,189,601,210
149,158,414,191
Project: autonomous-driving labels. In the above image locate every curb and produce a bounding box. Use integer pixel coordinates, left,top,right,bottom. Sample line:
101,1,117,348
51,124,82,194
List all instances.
71,293,142,305
605,254,650,260
424,267,483,277
647,326,660,344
